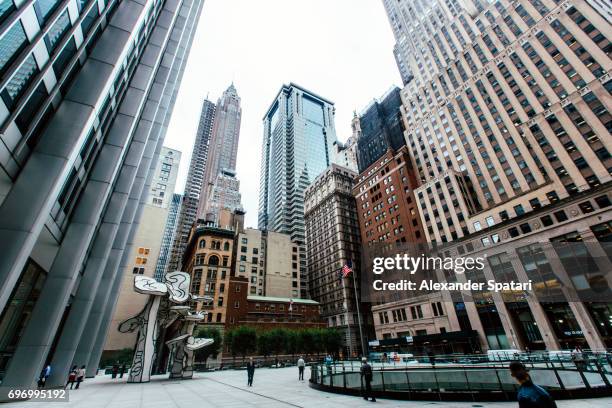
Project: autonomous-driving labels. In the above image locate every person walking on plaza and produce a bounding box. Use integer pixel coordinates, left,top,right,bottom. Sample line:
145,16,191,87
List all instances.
360,357,376,402
119,363,126,378
246,357,255,387
67,365,77,389
38,364,51,388
75,365,86,389
510,362,557,408
297,356,305,381
111,363,119,379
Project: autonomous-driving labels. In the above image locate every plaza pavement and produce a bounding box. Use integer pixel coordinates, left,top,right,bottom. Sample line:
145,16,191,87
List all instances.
4,366,611,408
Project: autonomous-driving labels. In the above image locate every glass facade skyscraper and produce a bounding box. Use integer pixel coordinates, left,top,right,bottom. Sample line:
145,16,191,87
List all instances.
0,0,205,392
167,98,216,273
154,192,182,281
259,83,338,298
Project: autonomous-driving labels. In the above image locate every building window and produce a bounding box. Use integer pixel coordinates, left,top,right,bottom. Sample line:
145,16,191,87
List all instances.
234,301,239,309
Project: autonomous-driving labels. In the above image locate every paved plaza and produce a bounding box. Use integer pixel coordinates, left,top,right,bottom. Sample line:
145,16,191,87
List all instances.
4,367,611,408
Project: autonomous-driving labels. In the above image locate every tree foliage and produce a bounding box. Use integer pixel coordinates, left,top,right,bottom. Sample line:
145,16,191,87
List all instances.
226,326,342,359
193,326,222,363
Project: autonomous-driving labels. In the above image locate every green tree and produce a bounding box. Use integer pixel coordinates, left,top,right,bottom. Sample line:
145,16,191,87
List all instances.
268,328,288,361
257,330,273,362
193,326,222,364
286,330,303,359
322,328,343,358
228,326,257,363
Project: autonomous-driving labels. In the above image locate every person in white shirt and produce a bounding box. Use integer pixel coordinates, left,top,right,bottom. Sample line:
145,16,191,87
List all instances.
75,366,86,389
297,356,305,381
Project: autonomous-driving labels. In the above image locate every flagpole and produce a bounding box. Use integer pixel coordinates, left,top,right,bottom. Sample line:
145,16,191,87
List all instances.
351,261,366,357
340,275,353,358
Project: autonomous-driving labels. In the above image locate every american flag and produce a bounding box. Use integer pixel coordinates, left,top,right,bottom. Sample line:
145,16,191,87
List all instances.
288,298,293,312
341,261,353,278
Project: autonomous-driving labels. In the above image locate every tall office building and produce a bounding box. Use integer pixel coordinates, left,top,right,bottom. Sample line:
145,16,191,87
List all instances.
167,99,216,273
155,193,182,281
104,146,180,356
356,86,406,173
0,0,205,392
198,83,242,217
259,83,338,297
373,0,612,352
305,164,371,356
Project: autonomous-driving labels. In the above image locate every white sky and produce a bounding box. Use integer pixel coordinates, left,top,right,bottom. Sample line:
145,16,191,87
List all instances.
164,0,400,228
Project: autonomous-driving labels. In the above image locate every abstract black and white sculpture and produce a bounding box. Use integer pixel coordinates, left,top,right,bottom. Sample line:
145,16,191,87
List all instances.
118,271,213,382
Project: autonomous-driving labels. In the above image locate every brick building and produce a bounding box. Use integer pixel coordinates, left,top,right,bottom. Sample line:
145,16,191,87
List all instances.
353,145,425,247
225,276,325,331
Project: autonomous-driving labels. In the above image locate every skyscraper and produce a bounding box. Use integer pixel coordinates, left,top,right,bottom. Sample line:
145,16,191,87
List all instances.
382,0,612,242
155,193,183,281
305,164,371,356
374,0,612,352
259,83,338,298
167,99,216,273
0,0,205,392
356,86,406,173
199,83,242,218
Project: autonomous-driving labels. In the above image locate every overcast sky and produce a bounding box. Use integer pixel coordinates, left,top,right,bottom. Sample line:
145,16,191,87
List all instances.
164,0,400,228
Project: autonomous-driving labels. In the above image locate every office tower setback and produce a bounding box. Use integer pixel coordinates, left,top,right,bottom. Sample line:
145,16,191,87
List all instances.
103,147,180,357
356,86,406,173
259,83,338,298
167,99,216,273
155,193,183,281
199,83,242,218
0,0,205,391
305,164,370,356
375,0,612,352
332,113,360,173
205,168,243,225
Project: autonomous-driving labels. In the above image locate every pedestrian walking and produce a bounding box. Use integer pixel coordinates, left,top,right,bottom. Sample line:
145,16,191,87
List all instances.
38,364,51,388
111,363,119,379
297,356,305,381
119,364,126,378
360,357,375,402
246,357,255,387
572,346,586,371
509,361,557,408
325,354,333,376
67,365,77,389
75,366,86,389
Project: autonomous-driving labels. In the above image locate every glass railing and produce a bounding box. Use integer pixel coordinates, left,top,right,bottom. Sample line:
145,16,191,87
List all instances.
310,353,612,396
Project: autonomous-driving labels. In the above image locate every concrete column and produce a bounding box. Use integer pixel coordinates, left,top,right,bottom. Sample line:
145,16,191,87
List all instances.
45,0,198,388
1,3,194,391
455,272,489,350
60,0,202,380
481,262,524,350
578,228,612,289
507,252,560,350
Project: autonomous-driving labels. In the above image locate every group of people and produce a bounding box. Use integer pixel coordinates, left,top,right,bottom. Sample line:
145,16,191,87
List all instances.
111,363,128,379
37,364,86,390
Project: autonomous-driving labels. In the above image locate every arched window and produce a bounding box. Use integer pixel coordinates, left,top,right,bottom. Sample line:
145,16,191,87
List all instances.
198,239,206,249
208,255,219,266
223,242,230,251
